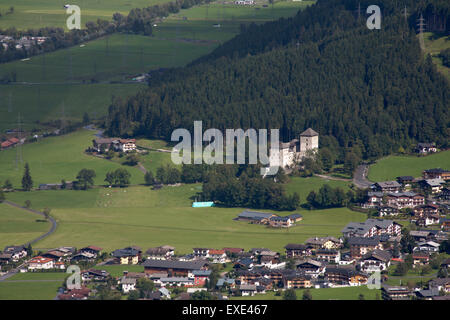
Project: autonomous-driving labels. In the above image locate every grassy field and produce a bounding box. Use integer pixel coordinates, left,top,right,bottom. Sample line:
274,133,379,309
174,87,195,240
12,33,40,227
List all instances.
0,202,50,249
0,0,174,30
368,150,450,181
423,32,450,81
100,264,145,277
285,176,351,205
4,183,365,253
0,280,61,300
232,285,380,300
0,129,146,188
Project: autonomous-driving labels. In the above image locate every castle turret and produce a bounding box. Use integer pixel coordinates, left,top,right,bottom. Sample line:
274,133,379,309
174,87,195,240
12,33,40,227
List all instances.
300,128,319,153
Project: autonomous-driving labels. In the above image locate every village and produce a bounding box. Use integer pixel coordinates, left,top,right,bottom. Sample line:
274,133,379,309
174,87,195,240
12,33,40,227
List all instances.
0,161,448,300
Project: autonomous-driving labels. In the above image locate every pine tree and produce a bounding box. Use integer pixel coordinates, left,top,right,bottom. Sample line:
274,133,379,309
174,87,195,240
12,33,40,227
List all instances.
22,163,33,191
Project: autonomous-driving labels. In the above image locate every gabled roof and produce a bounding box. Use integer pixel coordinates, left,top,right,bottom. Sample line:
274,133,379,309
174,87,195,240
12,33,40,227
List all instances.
300,128,319,137
347,236,381,246
238,210,273,220
362,249,392,262
142,259,208,270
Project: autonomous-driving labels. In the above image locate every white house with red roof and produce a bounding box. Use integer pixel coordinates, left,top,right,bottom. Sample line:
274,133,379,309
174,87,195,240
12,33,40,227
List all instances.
28,256,54,270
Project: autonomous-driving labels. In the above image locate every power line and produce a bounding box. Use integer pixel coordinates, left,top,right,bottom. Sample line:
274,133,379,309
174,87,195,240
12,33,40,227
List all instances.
417,13,426,50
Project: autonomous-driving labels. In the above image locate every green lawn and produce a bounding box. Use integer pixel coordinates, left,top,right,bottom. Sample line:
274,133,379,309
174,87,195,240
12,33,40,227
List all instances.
232,286,380,300
285,176,351,205
99,264,145,278
368,150,450,181
5,184,365,254
0,129,146,188
0,202,50,249
6,272,68,281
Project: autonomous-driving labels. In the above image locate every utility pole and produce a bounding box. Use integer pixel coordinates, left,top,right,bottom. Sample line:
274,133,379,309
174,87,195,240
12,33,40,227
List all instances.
417,14,426,50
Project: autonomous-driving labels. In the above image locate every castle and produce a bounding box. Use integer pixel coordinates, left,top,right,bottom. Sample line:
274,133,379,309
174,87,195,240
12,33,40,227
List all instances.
269,128,319,169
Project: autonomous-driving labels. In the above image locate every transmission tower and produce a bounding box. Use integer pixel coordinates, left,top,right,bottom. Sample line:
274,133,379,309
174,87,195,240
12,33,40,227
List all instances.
401,5,408,23
417,14,426,50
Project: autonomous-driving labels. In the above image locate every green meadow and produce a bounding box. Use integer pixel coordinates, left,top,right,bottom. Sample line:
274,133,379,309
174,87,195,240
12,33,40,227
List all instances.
423,32,450,81
4,183,365,253
232,285,380,300
0,202,50,249
0,129,146,188
0,280,61,300
0,0,173,30
368,150,450,181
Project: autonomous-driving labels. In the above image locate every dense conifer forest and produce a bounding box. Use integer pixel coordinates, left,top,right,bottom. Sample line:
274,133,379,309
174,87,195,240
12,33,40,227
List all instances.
105,0,450,163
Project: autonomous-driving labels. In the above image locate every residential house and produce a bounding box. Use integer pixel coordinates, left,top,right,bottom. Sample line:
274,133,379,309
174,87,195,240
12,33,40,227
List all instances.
378,205,399,217
234,258,254,270
381,285,413,300
440,188,450,201
305,237,342,250
414,241,440,253
239,284,257,296
409,230,435,243
412,252,430,268
359,249,392,273
341,219,402,238
315,249,340,264
216,278,236,289
58,287,91,300
429,278,450,293
142,259,208,276
386,192,425,209
120,277,137,293
81,269,110,282
325,267,368,286
3,245,27,261
295,259,325,278
116,139,136,152
145,245,175,260
284,244,312,258
79,246,102,258
347,237,383,258
192,270,211,287
415,143,437,154
0,253,12,265
364,192,384,208
111,246,141,265
283,272,312,289
415,288,440,300
396,176,415,189
208,249,227,263
92,138,116,152
28,256,54,270
371,181,402,193
423,168,450,180
418,178,446,194
160,277,194,287
413,204,439,218
415,214,440,227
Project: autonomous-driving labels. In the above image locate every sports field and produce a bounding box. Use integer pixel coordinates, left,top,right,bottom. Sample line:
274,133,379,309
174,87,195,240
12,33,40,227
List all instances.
368,150,450,181
0,129,146,188
0,202,50,249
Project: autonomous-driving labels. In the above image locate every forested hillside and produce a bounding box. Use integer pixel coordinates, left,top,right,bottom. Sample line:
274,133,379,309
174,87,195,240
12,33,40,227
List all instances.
105,0,450,163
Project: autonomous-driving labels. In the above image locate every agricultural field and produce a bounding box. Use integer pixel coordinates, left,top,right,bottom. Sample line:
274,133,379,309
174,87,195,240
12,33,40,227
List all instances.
232,285,381,300
0,202,50,249
4,183,366,254
0,129,146,188
0,0,173,30
368,150,450,182
423,32,450,81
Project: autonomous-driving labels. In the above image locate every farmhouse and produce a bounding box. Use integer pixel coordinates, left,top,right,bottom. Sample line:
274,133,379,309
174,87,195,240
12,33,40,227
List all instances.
429,278,450,293
92,138,136,153
82,269,110,282
378,205,399,217
364,192,384,208
142,259,208,276
396,176,415,188
414,241,440,253
381,285,413,300
236,210,275,224
120,276,137,293
3,245,27,261
412,252,430,267
208,249,227,263
305,236,342,249
419,178,446,194
295,259,325,278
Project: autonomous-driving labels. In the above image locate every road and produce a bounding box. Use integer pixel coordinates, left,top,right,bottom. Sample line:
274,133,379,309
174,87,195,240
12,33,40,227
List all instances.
353,164,372,189
0,201,58,282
